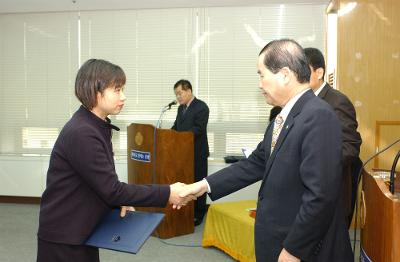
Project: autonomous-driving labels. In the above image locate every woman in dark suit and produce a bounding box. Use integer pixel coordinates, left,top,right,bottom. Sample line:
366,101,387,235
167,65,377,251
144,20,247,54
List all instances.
37,59,186,262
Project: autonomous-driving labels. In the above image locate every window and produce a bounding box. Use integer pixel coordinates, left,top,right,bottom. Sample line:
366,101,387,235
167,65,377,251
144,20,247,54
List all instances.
0,5,325,159
0,12,78,155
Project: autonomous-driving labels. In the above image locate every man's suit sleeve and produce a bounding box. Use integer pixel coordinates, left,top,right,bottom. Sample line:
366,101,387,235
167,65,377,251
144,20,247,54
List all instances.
331,94,362,164
206,129,269,200
171,120,177,130
190,103,209,136
282,108,343,259
171,107,180,130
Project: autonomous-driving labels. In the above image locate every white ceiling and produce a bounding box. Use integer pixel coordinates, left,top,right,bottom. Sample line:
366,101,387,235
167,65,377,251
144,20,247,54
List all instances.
0,0,329,14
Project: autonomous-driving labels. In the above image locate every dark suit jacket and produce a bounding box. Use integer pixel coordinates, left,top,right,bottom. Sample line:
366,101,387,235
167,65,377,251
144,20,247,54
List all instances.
38,106,170,245
206,90,353,261
318,83,361,165
172,97,209,180
318,83,362,226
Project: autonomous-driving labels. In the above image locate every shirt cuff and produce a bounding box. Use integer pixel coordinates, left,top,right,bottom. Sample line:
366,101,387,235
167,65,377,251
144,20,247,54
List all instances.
203,178,211,193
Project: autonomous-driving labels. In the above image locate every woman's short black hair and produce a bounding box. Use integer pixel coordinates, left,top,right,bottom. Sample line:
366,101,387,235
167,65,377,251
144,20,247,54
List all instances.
75,59,126,110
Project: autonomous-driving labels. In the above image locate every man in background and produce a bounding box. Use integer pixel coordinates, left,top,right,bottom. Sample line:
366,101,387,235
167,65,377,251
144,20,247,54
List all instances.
172,79,209,226
304,47,362,228
180,39,353,261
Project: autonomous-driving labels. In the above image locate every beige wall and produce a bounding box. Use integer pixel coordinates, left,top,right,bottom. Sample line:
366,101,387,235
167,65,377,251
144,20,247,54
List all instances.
337,0,400,170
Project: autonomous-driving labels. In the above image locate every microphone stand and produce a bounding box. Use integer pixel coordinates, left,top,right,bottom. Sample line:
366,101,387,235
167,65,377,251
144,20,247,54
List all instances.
156,105,171,128
389,150,400,194
353,138,400,258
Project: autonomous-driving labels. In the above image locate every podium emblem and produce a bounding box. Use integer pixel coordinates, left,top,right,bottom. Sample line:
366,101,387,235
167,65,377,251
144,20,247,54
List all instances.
135,132,144,146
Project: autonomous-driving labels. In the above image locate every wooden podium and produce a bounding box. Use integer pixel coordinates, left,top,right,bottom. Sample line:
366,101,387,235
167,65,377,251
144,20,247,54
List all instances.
127,123,194,238
360,169,400,261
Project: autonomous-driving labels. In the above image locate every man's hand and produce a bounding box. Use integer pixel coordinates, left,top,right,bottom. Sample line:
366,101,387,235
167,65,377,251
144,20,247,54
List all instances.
169,182,197,209
120,206,135,218
278,248,300,262
179,180,208,199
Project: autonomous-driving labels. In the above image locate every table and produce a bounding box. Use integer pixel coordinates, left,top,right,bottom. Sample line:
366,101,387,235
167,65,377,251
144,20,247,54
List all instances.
202,200,257,262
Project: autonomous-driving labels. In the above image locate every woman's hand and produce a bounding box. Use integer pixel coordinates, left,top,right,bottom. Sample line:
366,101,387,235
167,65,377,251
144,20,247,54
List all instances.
120,206,135,218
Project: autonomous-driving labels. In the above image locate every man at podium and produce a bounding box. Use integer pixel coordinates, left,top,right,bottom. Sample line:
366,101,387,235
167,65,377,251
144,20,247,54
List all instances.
172,79,210,226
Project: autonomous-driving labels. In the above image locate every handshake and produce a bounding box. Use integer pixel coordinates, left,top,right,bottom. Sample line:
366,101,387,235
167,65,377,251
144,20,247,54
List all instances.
168,180,209,209
120,180,209,218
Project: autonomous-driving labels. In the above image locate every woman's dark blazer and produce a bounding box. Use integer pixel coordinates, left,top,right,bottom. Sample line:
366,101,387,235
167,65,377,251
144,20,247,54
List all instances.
38,106,170,245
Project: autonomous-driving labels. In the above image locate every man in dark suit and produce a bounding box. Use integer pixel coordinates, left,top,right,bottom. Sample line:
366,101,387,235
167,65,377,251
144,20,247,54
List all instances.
304,47,362,228
172,79,209,226
180,39,353,261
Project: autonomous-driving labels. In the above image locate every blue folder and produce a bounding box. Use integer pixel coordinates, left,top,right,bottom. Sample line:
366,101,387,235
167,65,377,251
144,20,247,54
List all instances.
85,209,165,254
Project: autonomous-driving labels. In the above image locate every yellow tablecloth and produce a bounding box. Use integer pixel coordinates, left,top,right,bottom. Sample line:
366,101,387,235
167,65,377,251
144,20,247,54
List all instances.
202,200,257,262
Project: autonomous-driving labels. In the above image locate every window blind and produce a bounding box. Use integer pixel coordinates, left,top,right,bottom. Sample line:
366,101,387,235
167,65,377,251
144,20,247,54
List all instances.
0,12,78,155
0,4,325,159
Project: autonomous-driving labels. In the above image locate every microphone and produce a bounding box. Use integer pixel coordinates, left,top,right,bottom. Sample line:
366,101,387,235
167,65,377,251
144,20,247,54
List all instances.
156,100,177,128
352,137,400,257
167,100,177,108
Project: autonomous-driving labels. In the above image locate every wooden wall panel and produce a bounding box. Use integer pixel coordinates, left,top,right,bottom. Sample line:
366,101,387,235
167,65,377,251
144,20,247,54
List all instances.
374,121,400,169
337,0,400,169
